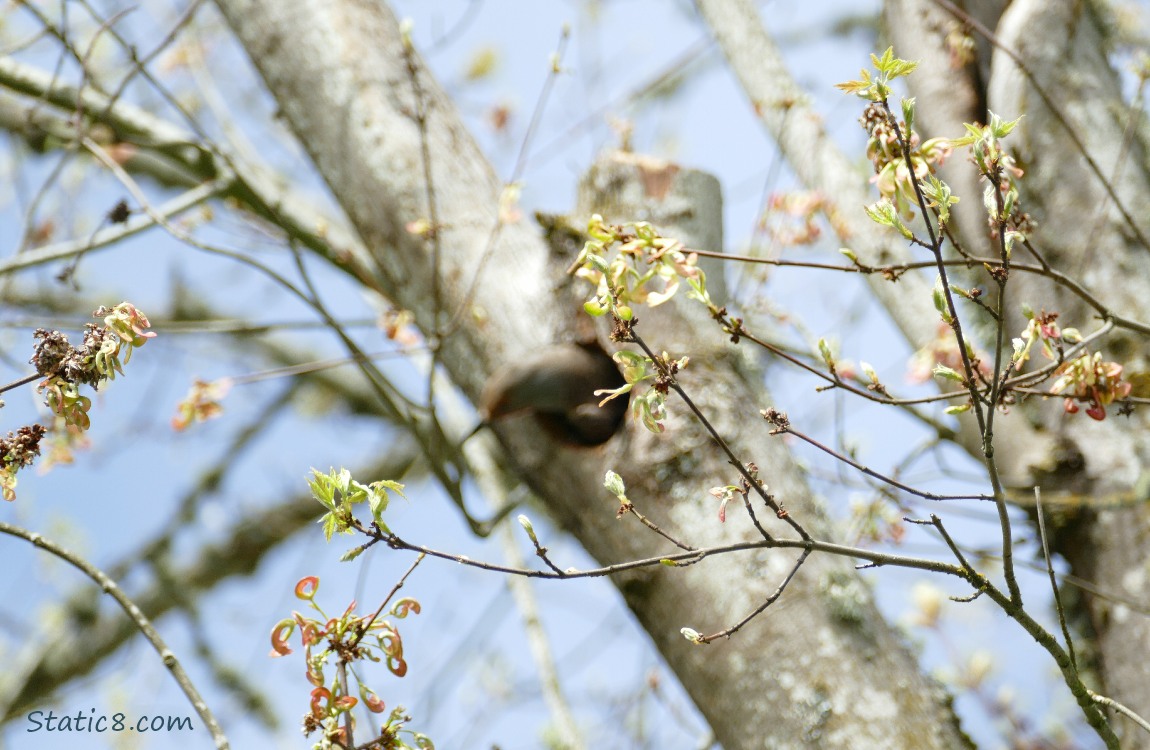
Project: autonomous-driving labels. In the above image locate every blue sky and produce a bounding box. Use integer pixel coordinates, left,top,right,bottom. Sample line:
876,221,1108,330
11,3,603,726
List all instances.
0,1,1111,748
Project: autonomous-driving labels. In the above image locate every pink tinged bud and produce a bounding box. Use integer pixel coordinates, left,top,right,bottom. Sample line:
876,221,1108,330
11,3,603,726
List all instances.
269,619,295,657
391,598,421,618
295,576,319,600
362,688,386,713
299,617,323,646
310,687,332,718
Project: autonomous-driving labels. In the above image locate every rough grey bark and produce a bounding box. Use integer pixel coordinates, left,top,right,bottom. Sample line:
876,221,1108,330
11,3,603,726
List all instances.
703,0,1150,744
693,0,1060,486
889,0,1150,744
212,0,972,746
985,1,1150,744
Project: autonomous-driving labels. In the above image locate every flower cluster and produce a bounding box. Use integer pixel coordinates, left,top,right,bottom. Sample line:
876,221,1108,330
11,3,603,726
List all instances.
3,303,154,501
576,214,711,321
1009,309,1128,420
1052,352,1131,421
171,378,232,431
271,577,432,750
0,425,47,501
32,302,156,431
950,112,1030,247
761,191,826,246
1012,308,1080,365
97,302,156,351
838,50,957,232
909,323,989,385
592,349,687,435
859,101,951,218
574,217,704,435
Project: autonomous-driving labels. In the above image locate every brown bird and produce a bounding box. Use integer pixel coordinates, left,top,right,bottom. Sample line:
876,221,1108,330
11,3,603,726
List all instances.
479,342,629,446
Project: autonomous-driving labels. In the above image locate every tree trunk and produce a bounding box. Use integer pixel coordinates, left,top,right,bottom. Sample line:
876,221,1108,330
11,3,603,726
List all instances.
702,0,1150,743
888,1,1150,744
985,1,1150,743
213,0,971,746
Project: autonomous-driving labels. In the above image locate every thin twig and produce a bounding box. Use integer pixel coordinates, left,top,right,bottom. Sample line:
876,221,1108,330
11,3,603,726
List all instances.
883,100,1022,606
932,0,1150,256
353,553,426,650
1090,692,1150,737
736,471,773,541
0,179,228,277
929,514,977,574
381,530,965,581
623,503,696,552
0,372,43,395
1034,486,1077,674
627,330,811,541
698,548,811,642
443,25,571,336
779,423,993,502
497,521,585,749
690,248,1150,336
0,522,231,749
